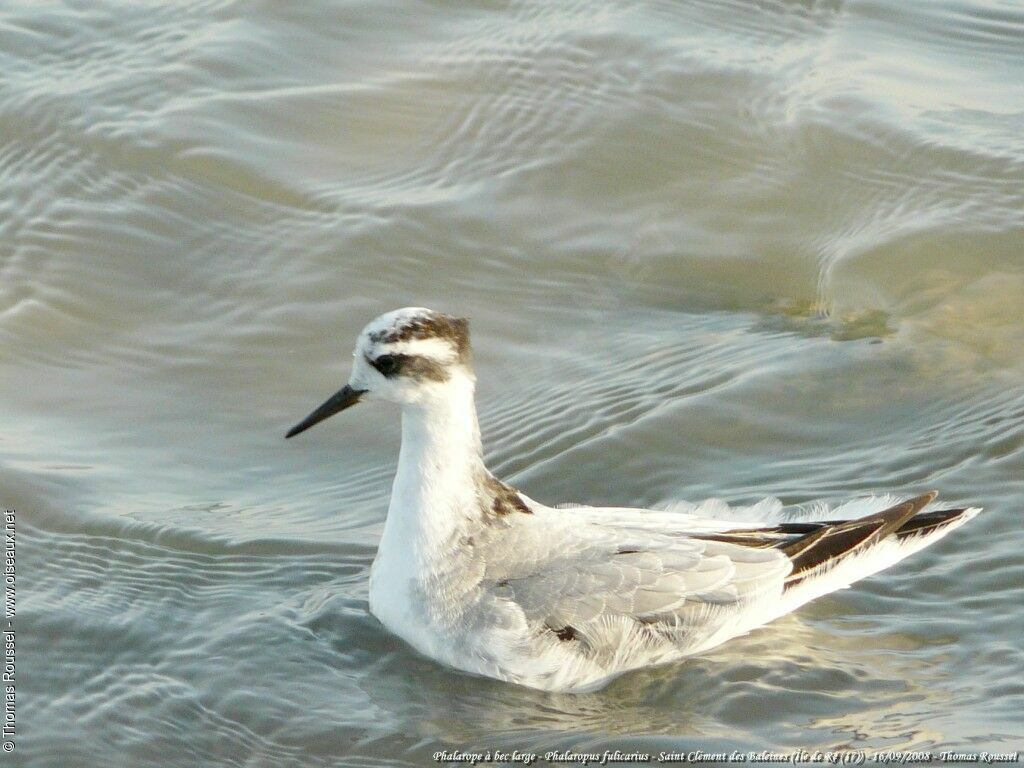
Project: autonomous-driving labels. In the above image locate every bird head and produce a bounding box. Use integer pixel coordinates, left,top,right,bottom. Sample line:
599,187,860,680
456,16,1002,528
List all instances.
286,307,472,438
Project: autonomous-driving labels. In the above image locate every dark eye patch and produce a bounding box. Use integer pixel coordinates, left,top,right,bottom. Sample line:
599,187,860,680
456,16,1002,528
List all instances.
366,352,449,382
369,353,403,377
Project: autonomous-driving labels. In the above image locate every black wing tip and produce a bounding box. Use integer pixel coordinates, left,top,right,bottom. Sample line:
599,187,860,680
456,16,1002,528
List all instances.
895,507,973,539
783,491,941,587
875,490,939,537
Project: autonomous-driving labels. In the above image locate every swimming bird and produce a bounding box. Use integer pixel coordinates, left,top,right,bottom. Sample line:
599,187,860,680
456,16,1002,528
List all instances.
286,307,980,692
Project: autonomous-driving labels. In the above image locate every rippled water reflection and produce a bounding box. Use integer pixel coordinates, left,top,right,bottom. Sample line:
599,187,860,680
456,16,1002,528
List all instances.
3,0,1023,765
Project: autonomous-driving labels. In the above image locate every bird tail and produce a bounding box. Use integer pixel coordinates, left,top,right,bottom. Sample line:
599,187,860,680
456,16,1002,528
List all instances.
773,492,980,615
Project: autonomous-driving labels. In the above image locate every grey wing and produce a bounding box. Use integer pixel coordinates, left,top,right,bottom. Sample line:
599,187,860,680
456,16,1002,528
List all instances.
491,528,791,639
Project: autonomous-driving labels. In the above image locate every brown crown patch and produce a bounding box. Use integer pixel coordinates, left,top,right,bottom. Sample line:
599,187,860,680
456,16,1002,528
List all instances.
369,313,471,364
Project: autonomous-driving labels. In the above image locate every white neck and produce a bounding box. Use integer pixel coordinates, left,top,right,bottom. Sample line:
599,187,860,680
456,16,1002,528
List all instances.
380,373,486,566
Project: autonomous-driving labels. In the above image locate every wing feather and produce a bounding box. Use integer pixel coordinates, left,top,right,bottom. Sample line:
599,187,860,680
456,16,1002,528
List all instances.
489,512,790,640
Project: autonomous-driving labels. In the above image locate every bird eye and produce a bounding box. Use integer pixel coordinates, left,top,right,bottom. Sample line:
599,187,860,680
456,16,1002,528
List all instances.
373,354,399,376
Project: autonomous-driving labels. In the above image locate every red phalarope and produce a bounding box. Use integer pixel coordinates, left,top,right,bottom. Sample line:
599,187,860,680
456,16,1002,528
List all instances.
286,307,980,692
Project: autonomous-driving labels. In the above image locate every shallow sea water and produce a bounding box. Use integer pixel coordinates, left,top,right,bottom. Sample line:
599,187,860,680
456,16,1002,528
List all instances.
2,0,1023,765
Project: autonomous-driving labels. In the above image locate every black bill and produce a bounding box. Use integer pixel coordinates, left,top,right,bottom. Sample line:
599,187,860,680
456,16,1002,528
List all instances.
285,384,366,438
